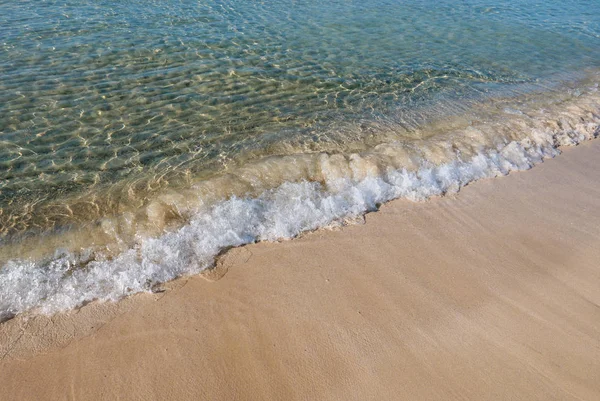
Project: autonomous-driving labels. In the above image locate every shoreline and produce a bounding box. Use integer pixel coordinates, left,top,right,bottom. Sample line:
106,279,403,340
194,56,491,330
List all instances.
1,139,600,400
2,85,599,319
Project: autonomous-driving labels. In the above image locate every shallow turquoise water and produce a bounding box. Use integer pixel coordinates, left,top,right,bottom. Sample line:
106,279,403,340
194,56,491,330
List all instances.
2,0,599,238
0,1,600,318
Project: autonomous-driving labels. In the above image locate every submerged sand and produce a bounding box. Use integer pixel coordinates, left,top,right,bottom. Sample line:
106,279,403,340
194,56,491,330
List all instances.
1,140,600,400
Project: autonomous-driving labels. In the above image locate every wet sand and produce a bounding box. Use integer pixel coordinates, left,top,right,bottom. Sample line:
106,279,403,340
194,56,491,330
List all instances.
1,140,599,401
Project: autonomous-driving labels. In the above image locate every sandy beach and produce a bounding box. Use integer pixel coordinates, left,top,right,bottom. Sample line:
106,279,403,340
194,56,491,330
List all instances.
2,2,599,400
1,139,599,400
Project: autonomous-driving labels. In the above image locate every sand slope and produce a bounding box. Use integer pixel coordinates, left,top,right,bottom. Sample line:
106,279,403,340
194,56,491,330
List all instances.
1,140,599,401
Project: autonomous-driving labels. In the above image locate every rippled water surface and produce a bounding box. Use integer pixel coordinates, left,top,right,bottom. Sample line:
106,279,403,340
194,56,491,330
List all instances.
2,0,599,238
1,0,600,318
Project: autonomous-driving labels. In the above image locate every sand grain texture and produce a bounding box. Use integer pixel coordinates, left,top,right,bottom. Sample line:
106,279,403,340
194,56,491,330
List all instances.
1,141,600,401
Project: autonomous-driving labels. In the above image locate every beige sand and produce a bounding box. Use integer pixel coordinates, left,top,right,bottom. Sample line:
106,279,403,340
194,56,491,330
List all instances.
1,140,600,401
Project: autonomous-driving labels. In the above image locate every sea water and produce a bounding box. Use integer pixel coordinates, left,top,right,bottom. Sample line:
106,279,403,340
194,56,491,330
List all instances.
1,0,599,319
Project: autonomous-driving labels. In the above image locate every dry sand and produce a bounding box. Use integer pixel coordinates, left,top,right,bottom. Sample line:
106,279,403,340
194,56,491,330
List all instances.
1,140,600,401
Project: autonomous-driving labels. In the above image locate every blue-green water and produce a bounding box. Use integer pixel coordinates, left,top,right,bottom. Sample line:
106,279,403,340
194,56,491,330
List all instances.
1,0,599,318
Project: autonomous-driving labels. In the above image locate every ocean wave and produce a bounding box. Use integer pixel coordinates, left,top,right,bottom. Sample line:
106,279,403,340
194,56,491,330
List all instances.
1,87,598,321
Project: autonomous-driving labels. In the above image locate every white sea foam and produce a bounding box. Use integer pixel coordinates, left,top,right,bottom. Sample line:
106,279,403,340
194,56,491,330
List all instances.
0,95,599,320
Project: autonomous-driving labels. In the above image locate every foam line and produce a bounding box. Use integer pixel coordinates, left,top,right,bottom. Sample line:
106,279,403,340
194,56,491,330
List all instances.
1,108,598,320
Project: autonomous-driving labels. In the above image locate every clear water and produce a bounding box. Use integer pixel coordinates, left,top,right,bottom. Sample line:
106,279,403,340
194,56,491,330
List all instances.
1,0,599,318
